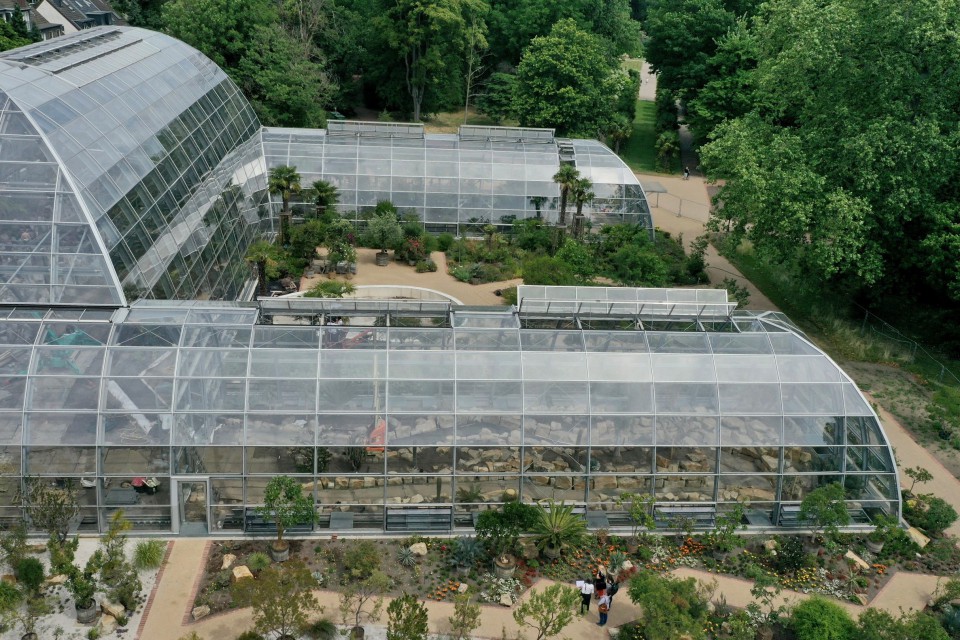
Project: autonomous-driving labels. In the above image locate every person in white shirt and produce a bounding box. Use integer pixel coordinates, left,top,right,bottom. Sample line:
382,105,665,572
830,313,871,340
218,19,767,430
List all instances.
597,592,610,626
575,578,595,614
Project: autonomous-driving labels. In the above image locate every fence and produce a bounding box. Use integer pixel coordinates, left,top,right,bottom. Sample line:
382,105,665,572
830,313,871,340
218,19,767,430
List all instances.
647,191,711,223
857,304,960,386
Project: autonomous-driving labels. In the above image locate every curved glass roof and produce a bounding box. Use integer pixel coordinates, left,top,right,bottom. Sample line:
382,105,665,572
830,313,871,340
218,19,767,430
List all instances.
0,27,266,305
263,123,650,233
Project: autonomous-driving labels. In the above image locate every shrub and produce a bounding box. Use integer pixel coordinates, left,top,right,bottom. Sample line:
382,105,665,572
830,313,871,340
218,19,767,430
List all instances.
14,556,44,593
344,540,381,580
397,547,417,568
437,233,455,251
773,536,809,574
304,618,337,640
415,260,437,273
789,597,855,640
133,540,166,570
236,632,265,640
905,495,958,537
0,580,22,615
246,551,271,574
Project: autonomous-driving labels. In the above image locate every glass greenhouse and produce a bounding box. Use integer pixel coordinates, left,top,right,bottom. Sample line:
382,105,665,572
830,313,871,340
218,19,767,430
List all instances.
0,287,900,534
0,27,899,536
263,123,651,235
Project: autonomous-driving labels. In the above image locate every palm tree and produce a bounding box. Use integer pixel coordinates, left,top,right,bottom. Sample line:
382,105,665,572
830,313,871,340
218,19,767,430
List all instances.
310,179,339,219
571,177,594,239
528,196,547,219
268,165,302,245
552,165,580,228
245,240,277,298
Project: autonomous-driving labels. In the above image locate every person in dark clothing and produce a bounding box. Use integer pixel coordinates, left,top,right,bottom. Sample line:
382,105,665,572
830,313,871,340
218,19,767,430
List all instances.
606,579,620,609
593,569,606,596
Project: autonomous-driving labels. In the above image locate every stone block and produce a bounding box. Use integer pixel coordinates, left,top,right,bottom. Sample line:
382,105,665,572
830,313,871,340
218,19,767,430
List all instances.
45,573,68,585
100,614,118,634
844,550,870,571
409,542,428,556
221,553,237,570
192,605,211,621
232,565,254,582
500,594,512,607
409,494,425,504
907,526,930,548
101,600,125,619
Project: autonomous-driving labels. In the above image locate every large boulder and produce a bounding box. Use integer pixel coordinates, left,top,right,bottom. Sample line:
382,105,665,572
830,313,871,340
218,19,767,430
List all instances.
192,605,211,621
221,553,237,570
409,542,428,557
99,614,118,634
101,600,125,619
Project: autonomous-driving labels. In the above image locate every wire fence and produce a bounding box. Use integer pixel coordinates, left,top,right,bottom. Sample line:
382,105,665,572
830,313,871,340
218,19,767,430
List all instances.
646,191,711,223
856,304,960,386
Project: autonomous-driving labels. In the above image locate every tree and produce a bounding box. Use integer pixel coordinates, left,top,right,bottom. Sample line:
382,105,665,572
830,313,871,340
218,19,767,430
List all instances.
386,594,428,640
365,208,403,254
570,177,594,239
338,570,390,632
521,256,577,286
17,478,80,543
476,72,517,124
269,165,302,246
799,483,850,541
0,18,32,52
609,245,668,287
513,19,620,135
605,113,633,154
857,609,949,640
448,593,481,640
627,569,711,640
246,240,279,298
511,584,579,640
233,559,320,639
258,475,315,552
461,5,489,122
310,180,340,220
552,165,580,228
904,494,958,537
788,597,855,640
904,466,933,494
90,511,141,611
374,0,487,121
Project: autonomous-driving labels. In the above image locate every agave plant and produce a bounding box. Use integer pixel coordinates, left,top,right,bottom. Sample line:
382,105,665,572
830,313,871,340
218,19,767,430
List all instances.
448,536,482,570
397,546,418,568
530,500,587,557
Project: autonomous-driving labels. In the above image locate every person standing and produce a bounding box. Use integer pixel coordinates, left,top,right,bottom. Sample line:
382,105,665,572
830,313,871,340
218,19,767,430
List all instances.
575,578,594,615
606,578,619,609
683,166,691,180
597,592,610,627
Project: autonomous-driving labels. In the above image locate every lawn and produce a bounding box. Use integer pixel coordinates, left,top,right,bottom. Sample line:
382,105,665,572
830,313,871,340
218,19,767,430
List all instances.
619,99,658,173
423,108,506,134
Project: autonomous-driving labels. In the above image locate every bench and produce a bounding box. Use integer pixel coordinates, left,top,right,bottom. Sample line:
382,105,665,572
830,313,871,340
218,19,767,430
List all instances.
654,504,716,529
244,508,314,534
386,507,452,532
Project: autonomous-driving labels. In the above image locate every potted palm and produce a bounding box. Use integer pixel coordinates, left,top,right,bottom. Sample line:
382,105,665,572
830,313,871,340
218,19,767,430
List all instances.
531,500,587,559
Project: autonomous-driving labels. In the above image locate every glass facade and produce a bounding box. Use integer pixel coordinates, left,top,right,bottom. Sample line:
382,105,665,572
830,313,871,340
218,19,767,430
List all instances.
0,288,900,534
263,124,651,235
0,27,268,306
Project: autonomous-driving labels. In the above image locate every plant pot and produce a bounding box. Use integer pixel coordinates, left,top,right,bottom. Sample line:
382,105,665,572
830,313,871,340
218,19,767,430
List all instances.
866,539,885,554
351,626,365,640
76,599,99,624
21,633,38,640
407,260,417,266
375,252,389,266
494,554,517,579
269,541,290,562
542,543,561,560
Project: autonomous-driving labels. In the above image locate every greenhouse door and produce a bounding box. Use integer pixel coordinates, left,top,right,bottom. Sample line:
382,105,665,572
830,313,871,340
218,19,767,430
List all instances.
173,478,209,536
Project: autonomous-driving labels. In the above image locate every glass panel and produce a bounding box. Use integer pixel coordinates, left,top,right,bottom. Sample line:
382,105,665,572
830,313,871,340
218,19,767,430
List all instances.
586,353,651,381
783,446,841,473
386,414,454,446
720,447,780,474
653,383,718,414
319,350,384,378
713,355,779,382
103,413,172,445
780,475,842,501
174,446,243,474
105,348,177,376
456,415,521,445
591,415,654,446
386,447,452,474
178,349,249,377
589,382,653,413
453,476,520,505
651,354,716,382
245,414,315,445
655,475,715,502
173,413,243,445
25,412,98,444
591,446,652,473
844,416,884,446
103,377,173,411
0,377,26,409
101,447,169,474
845,447,894,473
175,378,246,411
719,475,778,503
25,446,96,474
455,380,521,413
523,415,588,446
720,416,782,446
317,414,377,446
718,383,782,414
656,416,719,445
522,475,583,503
455,447,520,473
249,350,318,378
521,352,586,380
388,351,454,379
777,356,841,382
523,381,587,413
247,379,317,412
454,351,520,379
783,416,842,446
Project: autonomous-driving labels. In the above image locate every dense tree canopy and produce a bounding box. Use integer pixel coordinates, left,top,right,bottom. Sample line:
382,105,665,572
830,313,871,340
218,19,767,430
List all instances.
700,0,960,303
513,19,622,136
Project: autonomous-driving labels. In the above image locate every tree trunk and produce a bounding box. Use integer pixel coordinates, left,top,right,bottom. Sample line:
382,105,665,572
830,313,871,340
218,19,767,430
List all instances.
256,260,268,297
558,189,568,226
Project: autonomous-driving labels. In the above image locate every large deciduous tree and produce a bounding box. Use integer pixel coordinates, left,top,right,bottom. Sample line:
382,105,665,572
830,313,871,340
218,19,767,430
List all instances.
513,19,621,136
702,0,960,303
375,0,487,122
